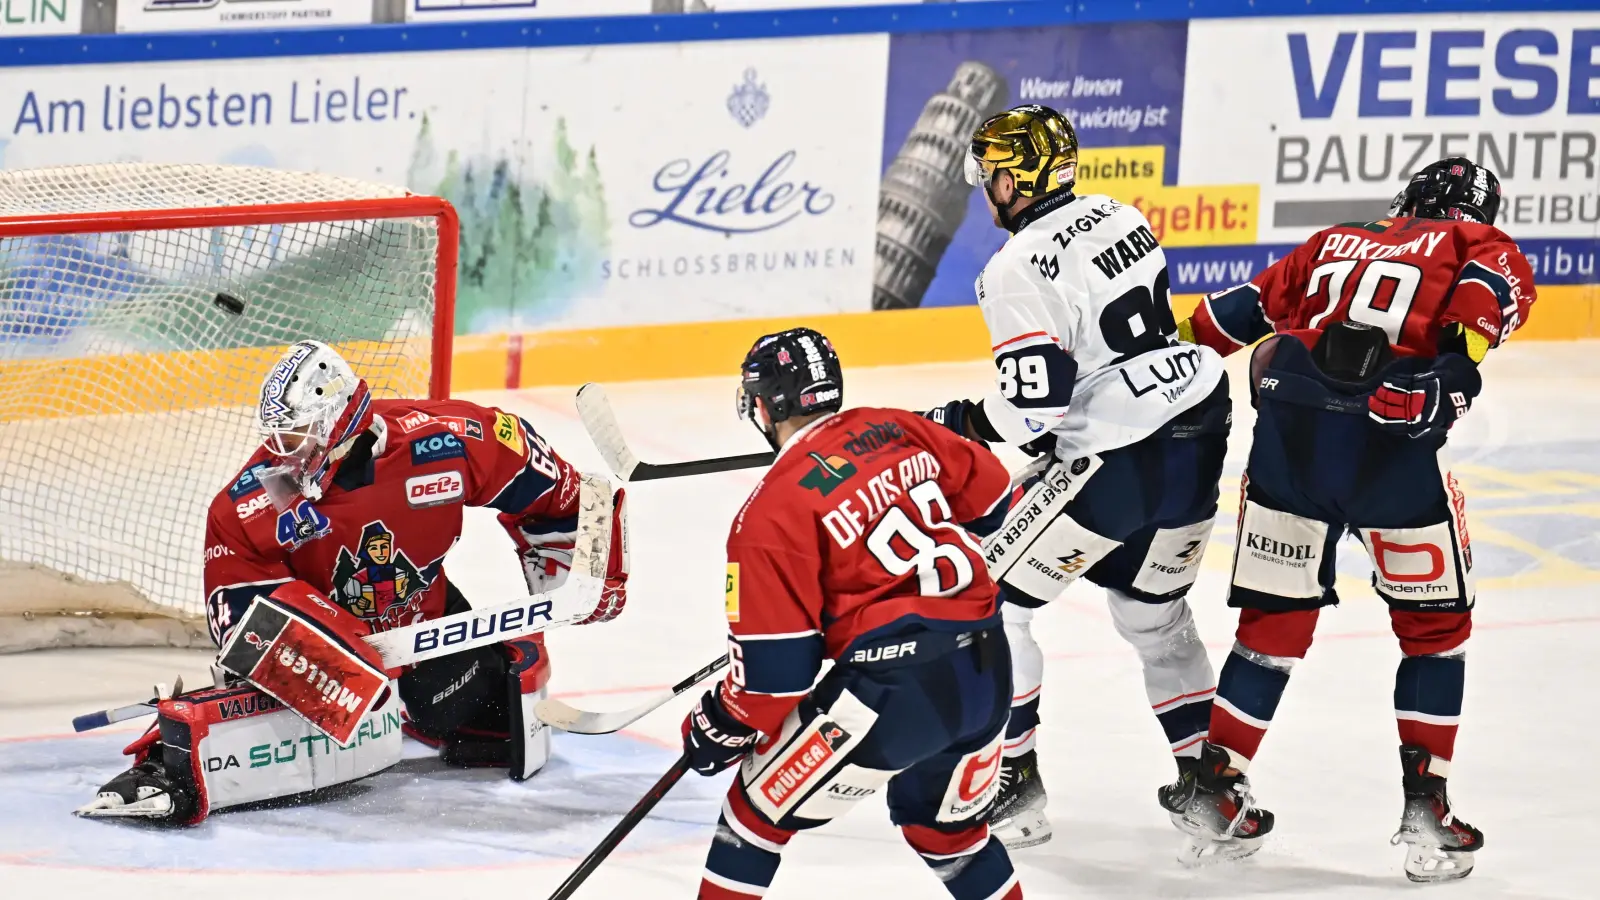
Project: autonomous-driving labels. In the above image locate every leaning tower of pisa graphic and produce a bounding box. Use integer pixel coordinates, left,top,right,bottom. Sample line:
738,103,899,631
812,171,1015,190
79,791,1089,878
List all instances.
873,61,1008,310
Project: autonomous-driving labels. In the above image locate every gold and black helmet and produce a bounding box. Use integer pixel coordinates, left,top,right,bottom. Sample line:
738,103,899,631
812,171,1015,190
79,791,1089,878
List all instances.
965,104,1079,198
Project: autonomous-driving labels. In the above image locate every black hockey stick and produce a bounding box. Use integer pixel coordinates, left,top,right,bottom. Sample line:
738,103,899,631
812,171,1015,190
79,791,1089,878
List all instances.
535,653,728,734
546,754,693,900
577,383,774,482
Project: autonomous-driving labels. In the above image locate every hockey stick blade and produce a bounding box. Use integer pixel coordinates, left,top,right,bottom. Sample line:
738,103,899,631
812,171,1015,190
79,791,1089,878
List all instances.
72,702,155,733
547,754,691,900
536,653,728,734
576,382,773,482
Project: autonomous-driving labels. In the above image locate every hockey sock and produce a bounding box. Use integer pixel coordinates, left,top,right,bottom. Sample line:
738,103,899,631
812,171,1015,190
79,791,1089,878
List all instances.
700,789,793,899
1004,689,1040,758
1391,610,1470,772
902,825,1022,900
1109,593,1216,758
1002,605,1042,759
1394,654,1465,770
1153,689,1214,758
1208,609,1318,770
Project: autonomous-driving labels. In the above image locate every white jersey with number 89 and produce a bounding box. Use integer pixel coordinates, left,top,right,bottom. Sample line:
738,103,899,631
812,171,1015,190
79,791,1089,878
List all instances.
973,191,1226,459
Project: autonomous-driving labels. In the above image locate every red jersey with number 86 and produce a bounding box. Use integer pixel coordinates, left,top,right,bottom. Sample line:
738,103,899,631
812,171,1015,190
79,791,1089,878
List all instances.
1189,217,1535,358
719,408,1012,735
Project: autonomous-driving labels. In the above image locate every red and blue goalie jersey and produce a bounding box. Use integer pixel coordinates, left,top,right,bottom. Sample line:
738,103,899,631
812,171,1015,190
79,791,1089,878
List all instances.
1187,217,1535,360
203,398,577,645
720,408,1012,735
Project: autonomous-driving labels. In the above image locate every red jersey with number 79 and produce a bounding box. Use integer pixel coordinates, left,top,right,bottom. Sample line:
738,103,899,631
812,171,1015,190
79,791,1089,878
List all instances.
1189,217,1535,358
718,408,1012,735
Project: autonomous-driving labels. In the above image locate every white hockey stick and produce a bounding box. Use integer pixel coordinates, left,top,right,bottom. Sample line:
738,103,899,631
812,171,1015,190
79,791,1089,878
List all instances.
535,653,728,734
577,383,774,482
71,677,184,733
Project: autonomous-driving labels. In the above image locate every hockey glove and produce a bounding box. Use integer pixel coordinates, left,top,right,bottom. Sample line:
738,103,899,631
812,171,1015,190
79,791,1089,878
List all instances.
681,684,759,776
921,399,979,440
1367,354,1482,441
505,488,630,625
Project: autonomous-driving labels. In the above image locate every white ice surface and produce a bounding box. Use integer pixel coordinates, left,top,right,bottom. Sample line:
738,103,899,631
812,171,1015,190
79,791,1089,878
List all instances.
2,342,1597,899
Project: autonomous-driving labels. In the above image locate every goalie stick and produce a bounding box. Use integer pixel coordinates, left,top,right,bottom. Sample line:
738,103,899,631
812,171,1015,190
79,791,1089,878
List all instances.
576,383,773,481
72,677,184,733
535,653,728,734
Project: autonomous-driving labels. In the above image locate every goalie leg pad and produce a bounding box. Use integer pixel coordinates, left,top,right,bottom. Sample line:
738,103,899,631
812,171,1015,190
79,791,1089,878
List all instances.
133,683,401,823
397,629,552,780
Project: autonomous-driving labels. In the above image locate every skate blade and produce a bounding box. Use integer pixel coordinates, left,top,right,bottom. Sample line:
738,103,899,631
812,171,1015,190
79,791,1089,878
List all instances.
74,795,173,819
992,809,1053,850
1177,833,1263,867
1401,846,1475,883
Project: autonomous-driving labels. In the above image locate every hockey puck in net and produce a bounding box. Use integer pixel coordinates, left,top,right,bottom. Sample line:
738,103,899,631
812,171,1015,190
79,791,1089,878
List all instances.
213,292,246,315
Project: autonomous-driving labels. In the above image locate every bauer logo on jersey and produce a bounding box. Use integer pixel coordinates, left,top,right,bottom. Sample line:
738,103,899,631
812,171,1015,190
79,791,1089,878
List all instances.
493,412,526,455
228,462,270,501
410,432,466,466
331,520,431,629
406,471,465,508
724,562,740,623
798,452,857,496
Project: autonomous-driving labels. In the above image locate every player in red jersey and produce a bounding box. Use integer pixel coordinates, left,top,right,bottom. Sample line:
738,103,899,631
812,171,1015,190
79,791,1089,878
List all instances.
680,328,1023,900
77,340,629,823
1159,158,1534,879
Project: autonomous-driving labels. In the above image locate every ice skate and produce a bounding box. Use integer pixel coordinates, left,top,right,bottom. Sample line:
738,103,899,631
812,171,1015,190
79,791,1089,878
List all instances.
1164,742,1273,866
989,750,1052,849
1391,745,1482,882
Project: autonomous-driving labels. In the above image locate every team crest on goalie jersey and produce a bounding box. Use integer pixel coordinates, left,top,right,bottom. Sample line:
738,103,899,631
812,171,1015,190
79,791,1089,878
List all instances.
330,520,430,629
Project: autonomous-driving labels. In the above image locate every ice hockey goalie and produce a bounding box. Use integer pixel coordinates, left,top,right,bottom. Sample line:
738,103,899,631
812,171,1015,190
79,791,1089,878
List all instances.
77,340,629,824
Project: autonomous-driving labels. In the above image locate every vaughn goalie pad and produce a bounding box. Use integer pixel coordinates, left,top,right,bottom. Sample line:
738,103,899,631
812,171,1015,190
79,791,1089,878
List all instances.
159,683,401,822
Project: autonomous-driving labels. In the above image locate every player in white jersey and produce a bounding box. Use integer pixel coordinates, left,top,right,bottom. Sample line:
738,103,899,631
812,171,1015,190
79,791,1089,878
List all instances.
920,105,1234,851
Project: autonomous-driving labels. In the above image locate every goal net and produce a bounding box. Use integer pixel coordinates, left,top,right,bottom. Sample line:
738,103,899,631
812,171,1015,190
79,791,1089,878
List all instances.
0,164,458,653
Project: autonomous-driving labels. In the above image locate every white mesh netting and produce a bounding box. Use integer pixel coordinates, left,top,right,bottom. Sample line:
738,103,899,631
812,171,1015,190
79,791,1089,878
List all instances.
0,164,449,653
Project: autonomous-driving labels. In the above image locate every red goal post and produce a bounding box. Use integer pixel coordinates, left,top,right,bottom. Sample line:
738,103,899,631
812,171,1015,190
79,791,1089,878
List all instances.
0,164,459,653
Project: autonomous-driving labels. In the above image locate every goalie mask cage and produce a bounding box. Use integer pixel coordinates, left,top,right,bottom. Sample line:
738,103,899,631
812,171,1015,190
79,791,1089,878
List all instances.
0,164,458,653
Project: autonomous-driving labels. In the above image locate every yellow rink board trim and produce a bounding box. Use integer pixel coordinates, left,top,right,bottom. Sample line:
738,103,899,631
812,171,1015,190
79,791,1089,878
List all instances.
5,287,1596,411
466,283,1600,391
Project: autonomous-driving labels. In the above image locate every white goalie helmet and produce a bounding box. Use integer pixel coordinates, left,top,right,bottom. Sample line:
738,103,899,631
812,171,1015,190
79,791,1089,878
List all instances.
255,340,374,504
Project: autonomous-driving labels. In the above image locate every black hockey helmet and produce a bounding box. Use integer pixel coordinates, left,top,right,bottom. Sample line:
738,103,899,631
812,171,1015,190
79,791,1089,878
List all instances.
1390,157,1502,226
736,327,843,448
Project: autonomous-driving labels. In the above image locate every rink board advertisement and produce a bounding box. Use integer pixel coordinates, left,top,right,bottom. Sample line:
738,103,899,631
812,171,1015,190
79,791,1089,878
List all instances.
1181,13,1600,288
0,7,1597,389
116,0,372,32
874,21,1263,310
0,0,78,35
0,37,886,339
